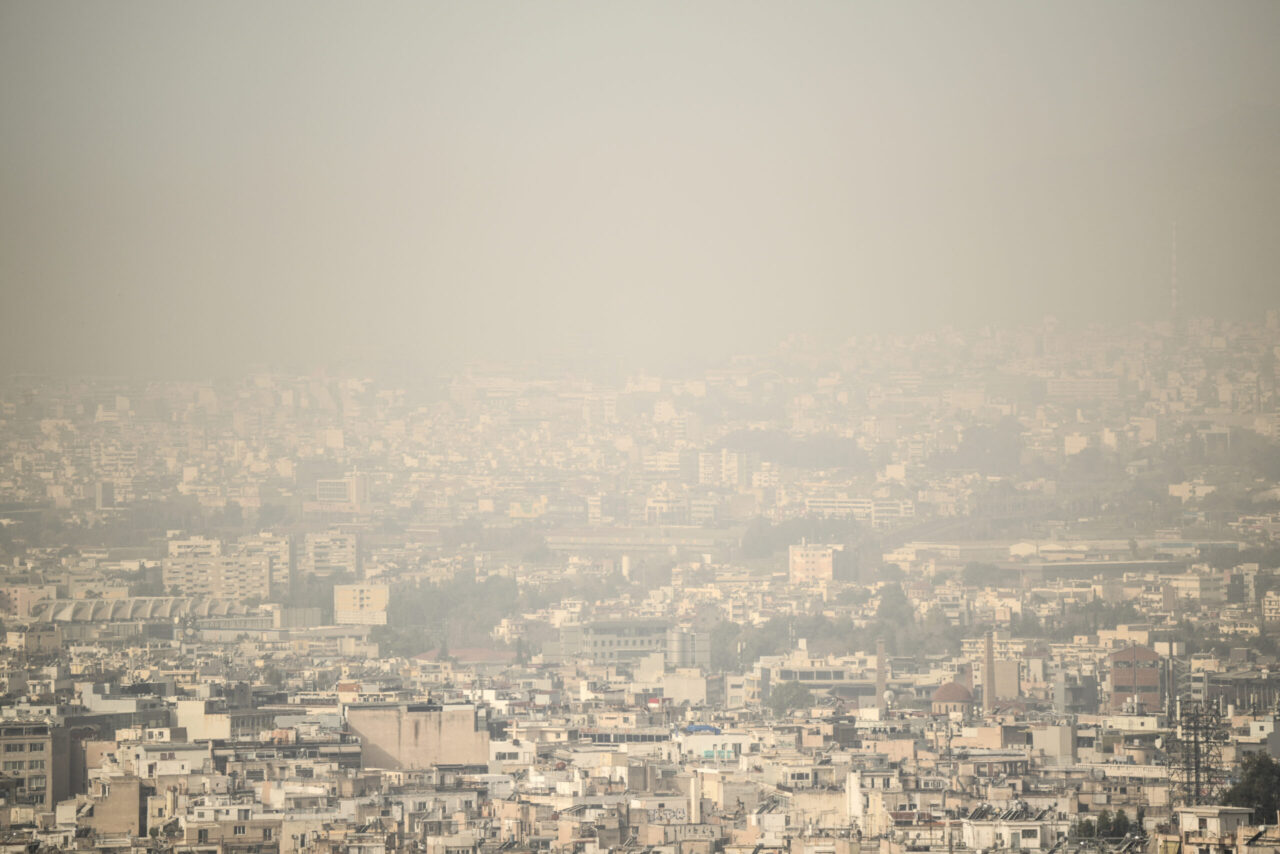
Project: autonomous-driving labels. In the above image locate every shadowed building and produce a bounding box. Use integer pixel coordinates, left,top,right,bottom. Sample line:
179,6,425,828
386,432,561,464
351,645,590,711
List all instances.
1108,644,1164,713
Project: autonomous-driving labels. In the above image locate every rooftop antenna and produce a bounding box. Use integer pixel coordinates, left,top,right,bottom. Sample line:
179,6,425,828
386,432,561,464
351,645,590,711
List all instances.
1170,221,1179,323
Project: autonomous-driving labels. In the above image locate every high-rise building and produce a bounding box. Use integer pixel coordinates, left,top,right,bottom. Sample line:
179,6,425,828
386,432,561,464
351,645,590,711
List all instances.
300,531,361,580
162,555,270,600
238,532,294,595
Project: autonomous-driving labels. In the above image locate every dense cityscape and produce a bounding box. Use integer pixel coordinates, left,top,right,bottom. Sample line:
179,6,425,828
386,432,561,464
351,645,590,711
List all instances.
1,312,1279,852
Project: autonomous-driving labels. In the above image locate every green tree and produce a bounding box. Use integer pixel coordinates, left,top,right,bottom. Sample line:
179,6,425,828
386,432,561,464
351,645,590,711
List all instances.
1111,810,1131,837
767,680,813,716
962,562,1005,587
875,584,913,623
1223,752,1280,823
1096,810,1113,838
710,621,743,672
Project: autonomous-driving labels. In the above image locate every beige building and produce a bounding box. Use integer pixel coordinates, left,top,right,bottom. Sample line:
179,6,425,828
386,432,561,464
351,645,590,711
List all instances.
238,531,293,595
300,531,361,580
334,584,390,625
789,543,842,585
162,555,270,600
173,699,275,742
4,624,61,655
346,703,490,769
1263,590,1280,622
0,721,56,809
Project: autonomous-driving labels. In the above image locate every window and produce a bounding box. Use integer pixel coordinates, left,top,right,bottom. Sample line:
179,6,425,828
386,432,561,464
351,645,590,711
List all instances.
27,761,43,770
197,830,209,844
3,761,21,771
263,828,273,840
4,744,23,752
233,825,246,835
26,743,43,752
27,775,45,790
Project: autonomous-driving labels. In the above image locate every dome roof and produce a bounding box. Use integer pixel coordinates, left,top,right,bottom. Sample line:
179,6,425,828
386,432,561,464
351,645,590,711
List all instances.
932,681,974,703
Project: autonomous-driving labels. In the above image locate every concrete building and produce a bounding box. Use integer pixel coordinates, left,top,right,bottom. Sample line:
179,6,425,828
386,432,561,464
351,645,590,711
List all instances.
173,698,276,742
300,531,361,580
788,543,842,585
238,532,294,596
1108,644,1164,713
0,720,57,809
334,584,390,626
346,703,490,770
557,620,671,664
162,555,270,600
310,473,370,513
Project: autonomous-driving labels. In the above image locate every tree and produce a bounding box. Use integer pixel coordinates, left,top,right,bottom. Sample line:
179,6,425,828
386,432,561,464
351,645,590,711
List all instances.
962,562,1005,587
767,680,812,716
710,621,743,672
1222,752,1280,823
875,584,913,624
222,500,243,528
878,563,904,582
1096,810,1113,838
1111,810,1131,837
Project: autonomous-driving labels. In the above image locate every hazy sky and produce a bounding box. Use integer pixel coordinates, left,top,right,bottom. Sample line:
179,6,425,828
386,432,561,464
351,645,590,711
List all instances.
3,1,1279,375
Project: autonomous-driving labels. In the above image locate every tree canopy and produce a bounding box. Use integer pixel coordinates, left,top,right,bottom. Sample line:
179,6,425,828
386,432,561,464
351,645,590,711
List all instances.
768,680,813,716
1222,752,1280,824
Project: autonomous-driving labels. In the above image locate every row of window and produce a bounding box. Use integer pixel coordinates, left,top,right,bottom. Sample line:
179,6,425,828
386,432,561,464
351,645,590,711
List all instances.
2,760,44,771
195,827,272,843
2,742,45,753
777,670,846,681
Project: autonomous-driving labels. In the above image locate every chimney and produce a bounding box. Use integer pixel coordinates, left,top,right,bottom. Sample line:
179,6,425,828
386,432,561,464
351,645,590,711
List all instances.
876,638,888,716
984,630,995,716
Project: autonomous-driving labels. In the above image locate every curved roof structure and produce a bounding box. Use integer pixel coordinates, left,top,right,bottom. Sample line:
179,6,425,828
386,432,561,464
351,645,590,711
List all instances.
931,681,974,704
27,597,248,623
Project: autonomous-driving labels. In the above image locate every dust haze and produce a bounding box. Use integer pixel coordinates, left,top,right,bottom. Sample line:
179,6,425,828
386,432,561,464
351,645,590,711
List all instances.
3,1,1280,375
